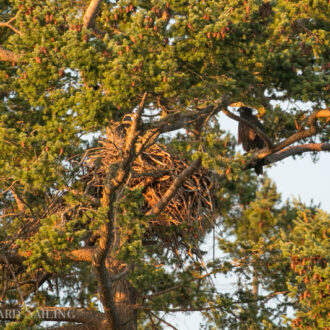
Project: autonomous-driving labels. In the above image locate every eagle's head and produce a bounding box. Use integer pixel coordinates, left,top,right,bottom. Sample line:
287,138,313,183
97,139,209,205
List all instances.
237,107,253,115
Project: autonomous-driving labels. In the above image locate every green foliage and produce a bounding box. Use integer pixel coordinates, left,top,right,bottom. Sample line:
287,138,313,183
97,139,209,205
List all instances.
280,207,330,329
5,307,41,330
0,0,329,328
205,177,294,328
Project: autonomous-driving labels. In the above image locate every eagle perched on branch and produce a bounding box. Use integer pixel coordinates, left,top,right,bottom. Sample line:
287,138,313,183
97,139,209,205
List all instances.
237,107,265,175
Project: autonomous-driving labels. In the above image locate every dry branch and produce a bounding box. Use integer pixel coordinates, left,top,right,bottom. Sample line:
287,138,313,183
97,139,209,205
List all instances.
147,157,202,216
0,10,21,35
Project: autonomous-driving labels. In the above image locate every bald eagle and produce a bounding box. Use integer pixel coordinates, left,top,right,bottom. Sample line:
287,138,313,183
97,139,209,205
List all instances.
237,107,265,175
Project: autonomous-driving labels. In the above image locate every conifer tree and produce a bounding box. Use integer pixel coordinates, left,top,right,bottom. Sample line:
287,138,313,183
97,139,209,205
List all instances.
0,0,329,328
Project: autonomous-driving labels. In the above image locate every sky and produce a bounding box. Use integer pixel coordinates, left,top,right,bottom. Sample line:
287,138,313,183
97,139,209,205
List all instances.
164,111,330,329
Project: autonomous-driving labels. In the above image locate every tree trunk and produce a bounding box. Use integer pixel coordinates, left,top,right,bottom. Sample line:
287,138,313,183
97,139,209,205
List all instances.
112,279,138,330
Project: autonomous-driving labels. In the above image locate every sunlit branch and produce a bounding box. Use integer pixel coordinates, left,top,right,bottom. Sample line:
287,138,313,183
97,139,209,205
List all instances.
147,157,202,216
0,21,22,36
259,109,326,157
83,0,103,29
265,143,330,164
111,263,134,282
91,93,152,328
69,248,94,262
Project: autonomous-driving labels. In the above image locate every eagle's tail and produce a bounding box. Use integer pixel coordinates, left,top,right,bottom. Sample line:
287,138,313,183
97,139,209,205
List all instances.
254,162,263,175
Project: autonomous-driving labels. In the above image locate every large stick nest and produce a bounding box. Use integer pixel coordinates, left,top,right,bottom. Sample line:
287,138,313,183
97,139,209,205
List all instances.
85,122,218,235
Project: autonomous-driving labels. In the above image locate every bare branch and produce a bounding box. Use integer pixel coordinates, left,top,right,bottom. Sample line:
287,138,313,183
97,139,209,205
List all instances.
262,291,288,303
83,0,103,29
0,11,22,36
147,312,157,330
132,304,214,312
124,92,148,151
91,95,151,328
143,95,231,134
92,195,120,328
10,188,25,212
149,311,178,330
265,143,330,164
0,22,22,36
141,285,182,300
258,109,328,159
0,180,18,195
147,157,202,216
308,108,330,123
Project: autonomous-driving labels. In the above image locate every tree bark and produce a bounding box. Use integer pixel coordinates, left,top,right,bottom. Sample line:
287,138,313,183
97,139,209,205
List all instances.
83,0,103,29
111,278,138,330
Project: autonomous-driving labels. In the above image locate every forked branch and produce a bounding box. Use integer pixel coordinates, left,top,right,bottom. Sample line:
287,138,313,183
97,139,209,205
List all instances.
262,109,328,156
0,21,22,36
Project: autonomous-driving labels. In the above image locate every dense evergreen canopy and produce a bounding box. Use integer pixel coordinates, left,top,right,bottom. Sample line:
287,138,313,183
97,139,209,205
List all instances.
0,0,329,329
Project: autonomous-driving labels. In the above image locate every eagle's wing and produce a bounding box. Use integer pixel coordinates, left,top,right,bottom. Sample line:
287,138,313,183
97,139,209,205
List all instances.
249,116,264,140
248,129,256,140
